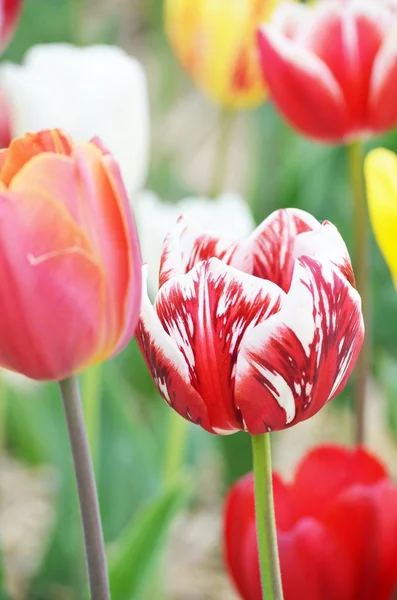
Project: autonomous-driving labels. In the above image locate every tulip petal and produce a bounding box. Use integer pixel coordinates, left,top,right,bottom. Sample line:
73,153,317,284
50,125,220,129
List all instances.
154,258,284,434
368,34,397,132
74,142,139,353
135,268,212,432
159,216,252,288
235,256,364,433
0,189,103,380
365,148,397,287
135,191,255,294
246,208,320,292
278,518,354,600
292,445,387,521
257,25,350,141
301,3,387,130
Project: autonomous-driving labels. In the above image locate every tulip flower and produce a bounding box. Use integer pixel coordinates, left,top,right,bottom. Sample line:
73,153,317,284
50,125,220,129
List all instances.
135,190,255,293
165,0,286,108
365,147,397,288
0,0,22,50
0,44,149,195
0,128,142,381
257,0,397,142
136,208,364,434
224,444,397,600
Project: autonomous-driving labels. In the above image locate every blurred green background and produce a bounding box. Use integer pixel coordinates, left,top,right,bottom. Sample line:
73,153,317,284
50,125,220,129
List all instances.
2,1,397,599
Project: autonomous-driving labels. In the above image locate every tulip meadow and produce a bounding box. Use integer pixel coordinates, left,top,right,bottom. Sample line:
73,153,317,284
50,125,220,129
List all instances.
1,1,397,599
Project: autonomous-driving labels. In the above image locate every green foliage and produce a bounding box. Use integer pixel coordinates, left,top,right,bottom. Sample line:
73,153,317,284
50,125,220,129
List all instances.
109,477,191,600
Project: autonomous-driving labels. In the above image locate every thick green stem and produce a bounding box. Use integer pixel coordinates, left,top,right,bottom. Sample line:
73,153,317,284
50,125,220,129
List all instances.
348,140,369,446
163,411,188,485
251,434,284,600
210,109,235,198
82,364,102,467
59,376,110,600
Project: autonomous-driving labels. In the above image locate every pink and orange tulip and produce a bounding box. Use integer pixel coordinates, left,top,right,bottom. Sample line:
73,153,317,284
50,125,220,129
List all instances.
0,129,142,380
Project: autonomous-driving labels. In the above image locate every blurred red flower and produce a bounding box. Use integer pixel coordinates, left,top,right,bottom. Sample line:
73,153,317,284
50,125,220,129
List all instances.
224,445,397,600
1,0,22,50
257,0,397,142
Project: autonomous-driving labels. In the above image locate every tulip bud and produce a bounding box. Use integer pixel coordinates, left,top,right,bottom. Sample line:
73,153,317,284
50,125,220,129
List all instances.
365,147,397,287
257,0,397,142
165,0,285,108
0,129,142,380
136,208,364,434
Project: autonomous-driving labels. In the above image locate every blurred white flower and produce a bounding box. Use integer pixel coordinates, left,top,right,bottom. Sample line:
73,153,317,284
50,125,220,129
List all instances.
135,190,255,293
0,43,150,195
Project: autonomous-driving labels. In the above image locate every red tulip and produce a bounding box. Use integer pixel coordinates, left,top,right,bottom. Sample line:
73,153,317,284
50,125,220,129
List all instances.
224,445,397,600
257,0,397,142
0,129,142,380
1,0,22,50
136,208,364,434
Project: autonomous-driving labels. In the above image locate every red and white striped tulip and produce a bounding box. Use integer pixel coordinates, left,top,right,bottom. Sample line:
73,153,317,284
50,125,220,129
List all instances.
136,208,364,434
257,0,397,142
0,129,142,381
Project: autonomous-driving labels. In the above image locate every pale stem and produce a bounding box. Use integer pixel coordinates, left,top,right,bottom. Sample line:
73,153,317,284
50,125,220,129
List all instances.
348,140,369,445
210,108,235,198
59,376,110,600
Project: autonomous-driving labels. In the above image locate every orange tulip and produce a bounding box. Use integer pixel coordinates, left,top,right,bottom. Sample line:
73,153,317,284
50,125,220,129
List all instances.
0,129,142,380
165,0,283,108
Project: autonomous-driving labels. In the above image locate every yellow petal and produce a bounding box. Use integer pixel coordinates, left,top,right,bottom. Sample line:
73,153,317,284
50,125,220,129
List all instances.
165,0,284,108
365,148,397,288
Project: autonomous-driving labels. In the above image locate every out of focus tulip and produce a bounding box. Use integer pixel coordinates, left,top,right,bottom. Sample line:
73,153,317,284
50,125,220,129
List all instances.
136,208,364,434
224,444,397,600
135,190,255,293
0,44,149,195
0,129,142,381
365,148,397,288
0,0,22,50
165,0,285,108
257,0,397,142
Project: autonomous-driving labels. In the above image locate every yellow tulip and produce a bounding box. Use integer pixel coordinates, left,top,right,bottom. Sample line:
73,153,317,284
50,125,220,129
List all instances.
365,148,397,288
165,0,282,108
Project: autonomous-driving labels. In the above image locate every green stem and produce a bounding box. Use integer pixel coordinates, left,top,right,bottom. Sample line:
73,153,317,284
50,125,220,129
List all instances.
163,411,188,485
82,364,102,467
210,108,235,198
59,376,110,600
348,140,369,446
251,434,284,600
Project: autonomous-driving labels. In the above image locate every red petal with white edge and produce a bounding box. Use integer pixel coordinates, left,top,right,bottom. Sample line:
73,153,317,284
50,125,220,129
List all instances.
302,3,387,131
155,258,285,434
246,208,319,292
293,221,355,286
368,34,397,132
257,26,350,142
235,256,364,434
159,216,252,288
136,267,212,431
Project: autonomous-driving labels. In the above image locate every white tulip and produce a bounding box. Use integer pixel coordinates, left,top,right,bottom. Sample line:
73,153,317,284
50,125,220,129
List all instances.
0,43,150,195
135,190,255,294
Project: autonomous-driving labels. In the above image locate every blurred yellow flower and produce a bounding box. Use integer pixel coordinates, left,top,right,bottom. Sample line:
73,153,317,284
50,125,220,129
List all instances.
165,0,282,108
365,148,397,288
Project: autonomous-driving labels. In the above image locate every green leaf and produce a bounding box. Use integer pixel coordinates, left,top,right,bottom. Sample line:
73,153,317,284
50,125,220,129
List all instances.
109,477,191,600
